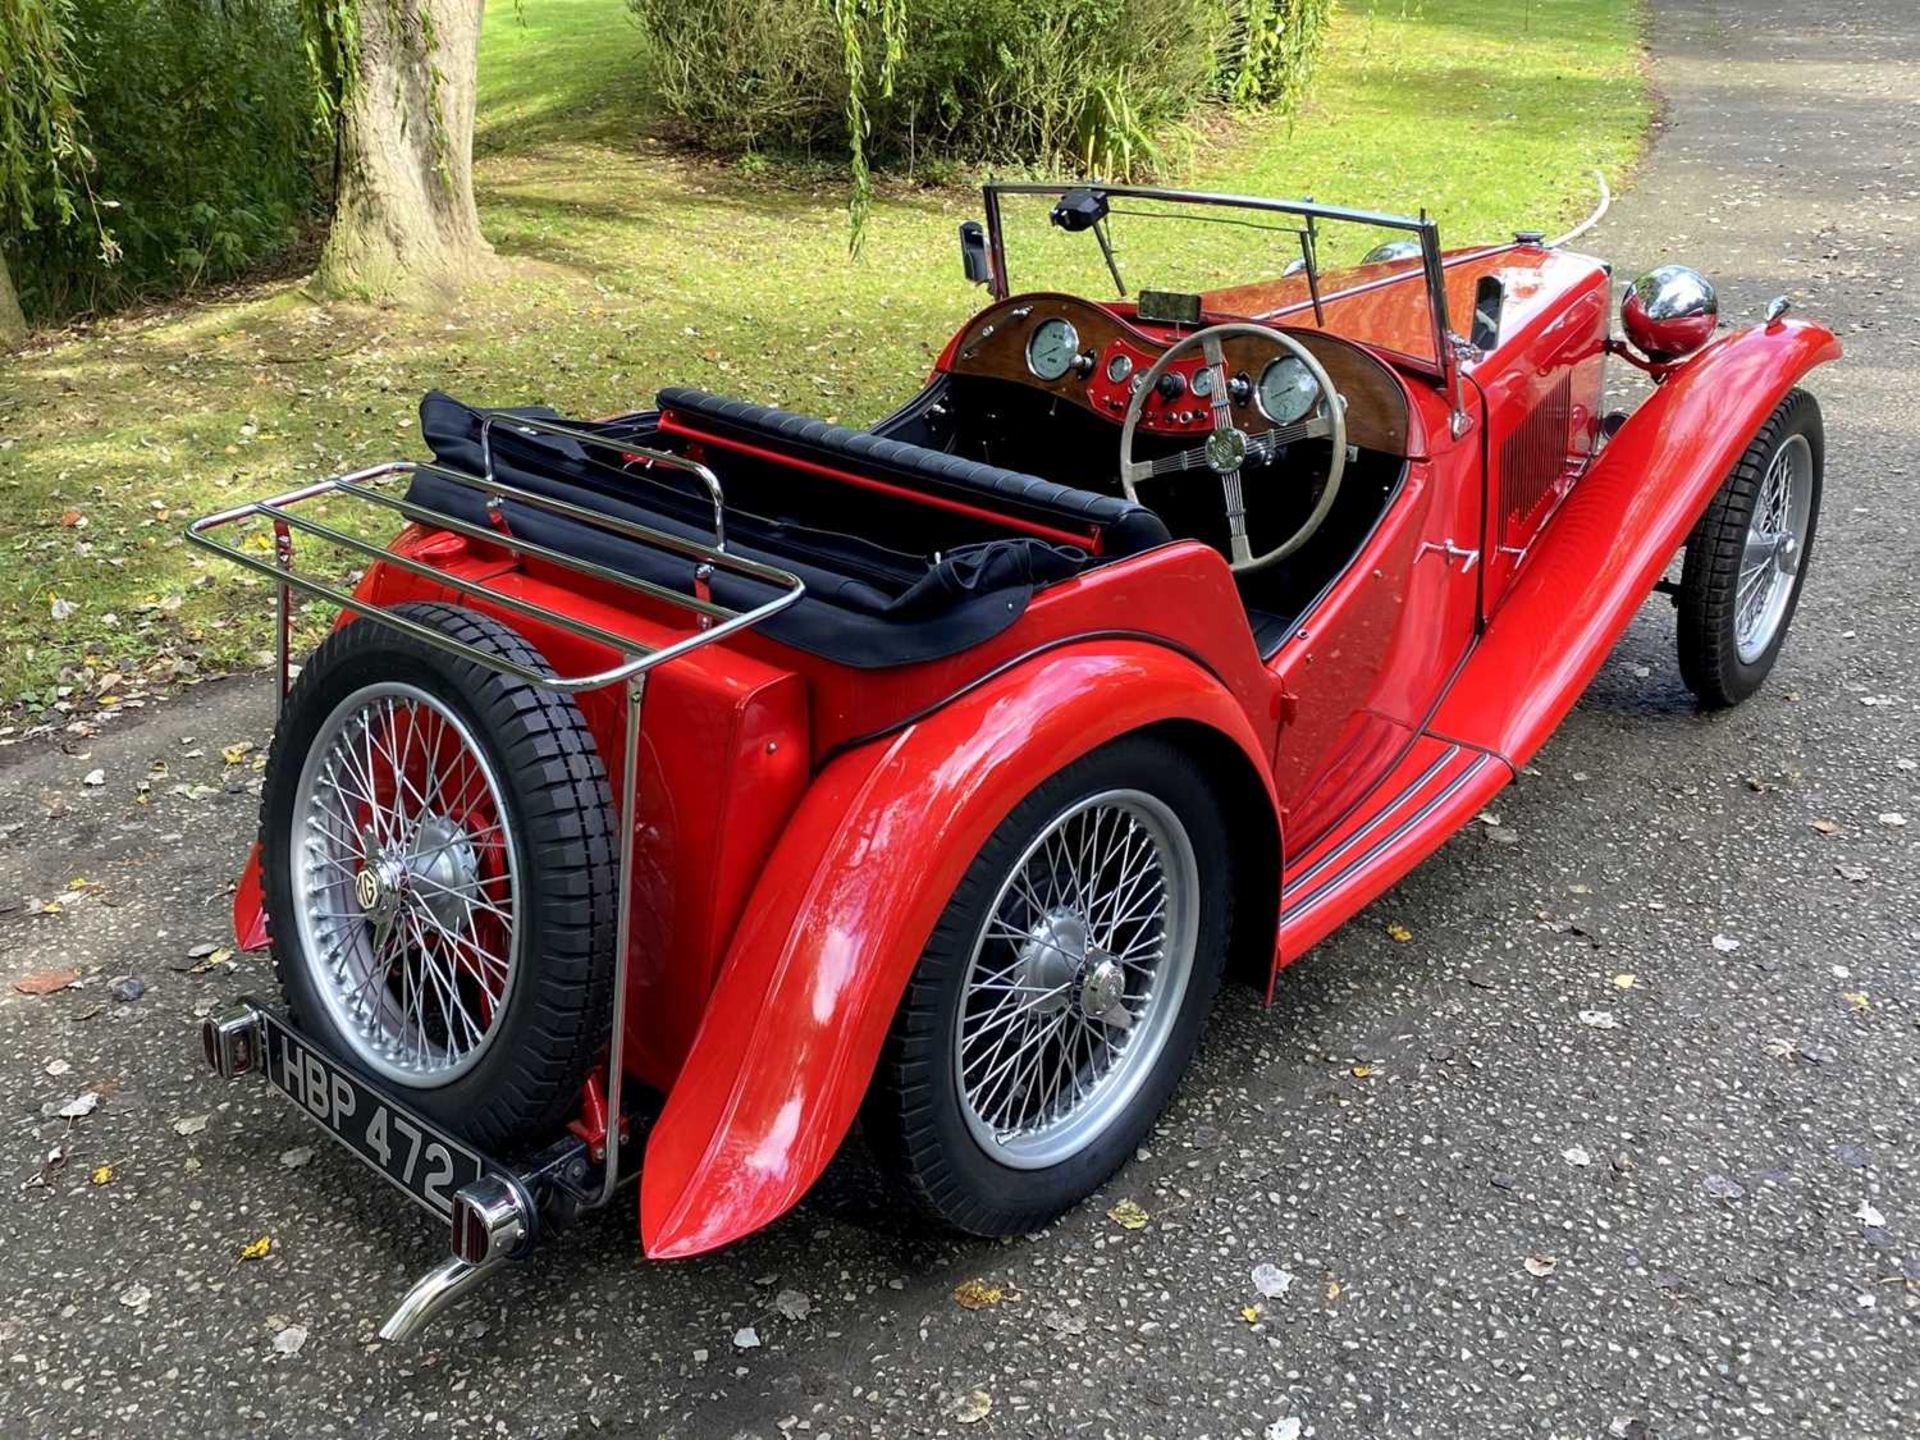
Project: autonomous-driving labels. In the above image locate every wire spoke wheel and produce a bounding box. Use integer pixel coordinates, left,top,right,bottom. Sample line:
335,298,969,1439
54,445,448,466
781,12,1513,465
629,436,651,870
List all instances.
1734,432,1813,663
953,789,1200,1169
290,681,520,1087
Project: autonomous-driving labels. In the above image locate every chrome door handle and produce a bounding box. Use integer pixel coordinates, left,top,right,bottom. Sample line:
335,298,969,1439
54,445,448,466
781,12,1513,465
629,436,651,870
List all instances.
1417,540,1480,572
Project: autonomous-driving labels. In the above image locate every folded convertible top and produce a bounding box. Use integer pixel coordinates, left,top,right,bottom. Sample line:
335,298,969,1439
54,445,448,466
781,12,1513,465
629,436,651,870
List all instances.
410,391,1115,669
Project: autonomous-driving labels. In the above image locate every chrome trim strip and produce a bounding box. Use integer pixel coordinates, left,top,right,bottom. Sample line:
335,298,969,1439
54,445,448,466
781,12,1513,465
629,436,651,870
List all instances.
1284,753,1492,919
1283,745,1461,899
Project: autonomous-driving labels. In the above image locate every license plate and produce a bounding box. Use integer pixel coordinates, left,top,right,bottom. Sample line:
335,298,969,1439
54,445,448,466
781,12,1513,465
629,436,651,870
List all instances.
260,1010,486,1217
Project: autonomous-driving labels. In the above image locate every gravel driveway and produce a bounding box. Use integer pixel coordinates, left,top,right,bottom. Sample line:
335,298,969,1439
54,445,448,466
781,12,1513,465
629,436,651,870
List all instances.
2,1,1915,1435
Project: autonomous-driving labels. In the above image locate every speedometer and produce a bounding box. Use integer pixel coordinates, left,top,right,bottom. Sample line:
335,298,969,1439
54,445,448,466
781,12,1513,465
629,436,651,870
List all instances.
1256,357,1319,425
1025,318,1081,381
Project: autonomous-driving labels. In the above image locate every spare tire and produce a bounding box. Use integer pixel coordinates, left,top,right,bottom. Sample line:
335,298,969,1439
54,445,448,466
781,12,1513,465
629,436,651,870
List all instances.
259,602,618,1155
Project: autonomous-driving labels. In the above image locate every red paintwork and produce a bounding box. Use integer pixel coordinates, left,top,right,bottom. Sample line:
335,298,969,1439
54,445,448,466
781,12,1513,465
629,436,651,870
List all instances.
234,841,269,952
1432,318,1841,766
232,232,1839,1259
638,641,1277,1258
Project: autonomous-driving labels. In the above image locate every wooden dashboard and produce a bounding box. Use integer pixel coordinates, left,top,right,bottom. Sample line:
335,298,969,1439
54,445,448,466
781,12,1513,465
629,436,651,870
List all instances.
940,292,1412,457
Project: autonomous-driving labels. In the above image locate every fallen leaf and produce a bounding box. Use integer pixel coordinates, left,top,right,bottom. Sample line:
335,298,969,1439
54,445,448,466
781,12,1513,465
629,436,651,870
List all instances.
1857,1199,1886,1229
270,1324,307,1357
89,1164,113,1186
954,1391,992,1425
953,1278,1003,1310
1241,1303,1263,1323
14,968,81,996
1385,922,1413,943
1523,1255,1557,1277
239,1235,273,1262
58,1091,100,1119
220,742,254,766
1350,1063,1373,1079
771,1288,810,1321
1250,1262,1293,1298
172,1113,210,1136
1810,819,1840,836
1325,1279,1342,1301
187,947,234,974
1611,973,1637,990
1702,1173,1746,1201
1107,1198,1150,1230
1842,992,1871,1012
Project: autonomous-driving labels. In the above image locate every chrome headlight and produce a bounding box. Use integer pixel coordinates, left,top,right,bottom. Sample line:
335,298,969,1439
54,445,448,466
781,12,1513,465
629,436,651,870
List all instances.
1622,264,1718,363
1361,239,1424,266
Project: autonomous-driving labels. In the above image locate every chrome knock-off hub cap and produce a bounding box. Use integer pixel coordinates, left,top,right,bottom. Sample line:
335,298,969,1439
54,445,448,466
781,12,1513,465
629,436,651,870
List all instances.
954,790,1200,1169
290,683,520,1087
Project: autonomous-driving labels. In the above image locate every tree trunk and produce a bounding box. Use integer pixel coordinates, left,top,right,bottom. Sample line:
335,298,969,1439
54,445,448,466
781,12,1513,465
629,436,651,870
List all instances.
0,255,26,349
312,0,492,305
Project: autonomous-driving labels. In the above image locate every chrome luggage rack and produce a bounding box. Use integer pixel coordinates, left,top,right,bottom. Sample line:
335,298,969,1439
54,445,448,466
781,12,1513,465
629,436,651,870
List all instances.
187,413,804,1339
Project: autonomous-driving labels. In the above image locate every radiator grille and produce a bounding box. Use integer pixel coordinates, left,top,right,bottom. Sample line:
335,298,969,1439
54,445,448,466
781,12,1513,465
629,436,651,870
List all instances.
1499,374,1573,544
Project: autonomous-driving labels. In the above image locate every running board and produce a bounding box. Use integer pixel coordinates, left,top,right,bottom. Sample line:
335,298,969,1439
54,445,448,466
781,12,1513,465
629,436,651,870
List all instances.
1278,734,1513,963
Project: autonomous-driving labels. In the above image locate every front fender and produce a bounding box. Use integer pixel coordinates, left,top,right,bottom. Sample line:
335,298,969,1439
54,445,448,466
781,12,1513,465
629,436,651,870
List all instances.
1433,317,1840,764
638,640,1275,1258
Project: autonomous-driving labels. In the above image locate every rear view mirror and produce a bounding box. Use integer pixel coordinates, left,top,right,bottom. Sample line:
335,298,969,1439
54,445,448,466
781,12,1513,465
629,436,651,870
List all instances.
959,221,993,286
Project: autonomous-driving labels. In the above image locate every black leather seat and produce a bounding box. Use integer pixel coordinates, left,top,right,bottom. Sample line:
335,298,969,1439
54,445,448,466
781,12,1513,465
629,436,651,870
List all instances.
656,387,1170,558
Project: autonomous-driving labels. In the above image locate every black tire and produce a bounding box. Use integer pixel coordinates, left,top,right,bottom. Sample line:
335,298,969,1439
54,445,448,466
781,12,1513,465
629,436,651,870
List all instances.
260,602,618,1155
864,735,1231,1236
1677,388,1823,707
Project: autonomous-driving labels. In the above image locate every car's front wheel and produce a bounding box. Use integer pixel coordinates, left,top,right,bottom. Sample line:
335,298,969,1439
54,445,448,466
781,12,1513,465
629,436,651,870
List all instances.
865,735,1231,1236
1677,388,1823,707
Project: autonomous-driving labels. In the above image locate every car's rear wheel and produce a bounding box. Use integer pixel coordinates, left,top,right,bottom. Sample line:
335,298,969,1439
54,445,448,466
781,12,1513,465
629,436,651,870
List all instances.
865,735,1230,1235
1677,388,1823,707
260,602,618,1155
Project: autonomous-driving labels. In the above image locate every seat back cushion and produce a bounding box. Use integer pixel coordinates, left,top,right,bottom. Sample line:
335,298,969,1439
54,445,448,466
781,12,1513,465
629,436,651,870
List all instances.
655,386,1171,557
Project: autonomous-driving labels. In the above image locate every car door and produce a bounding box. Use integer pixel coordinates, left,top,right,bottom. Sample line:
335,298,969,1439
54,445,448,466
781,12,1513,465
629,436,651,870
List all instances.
1264,402,1484,855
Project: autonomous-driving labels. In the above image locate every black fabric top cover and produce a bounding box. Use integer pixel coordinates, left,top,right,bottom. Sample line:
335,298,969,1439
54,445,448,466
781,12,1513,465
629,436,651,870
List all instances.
656,386,1171,557
408,392,1117,669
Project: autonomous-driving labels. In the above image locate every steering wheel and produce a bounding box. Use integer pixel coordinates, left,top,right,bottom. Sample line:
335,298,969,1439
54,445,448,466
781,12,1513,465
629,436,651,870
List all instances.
1119,322,1347,573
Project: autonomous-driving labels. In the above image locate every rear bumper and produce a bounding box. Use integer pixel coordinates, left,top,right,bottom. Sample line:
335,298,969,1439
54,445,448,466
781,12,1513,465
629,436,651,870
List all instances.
200,998,593,1341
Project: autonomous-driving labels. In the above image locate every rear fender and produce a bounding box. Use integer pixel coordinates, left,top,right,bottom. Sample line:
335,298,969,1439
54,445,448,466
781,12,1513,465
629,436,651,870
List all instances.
1434,317,1840,765
639,641,1277,1258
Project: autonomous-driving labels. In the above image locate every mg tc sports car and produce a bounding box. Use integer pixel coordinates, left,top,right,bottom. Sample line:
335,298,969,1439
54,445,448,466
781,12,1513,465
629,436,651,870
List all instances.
192,181,1838,1339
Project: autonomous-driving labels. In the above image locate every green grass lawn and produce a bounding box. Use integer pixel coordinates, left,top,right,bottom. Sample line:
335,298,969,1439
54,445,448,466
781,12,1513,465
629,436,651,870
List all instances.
0,0,1648,715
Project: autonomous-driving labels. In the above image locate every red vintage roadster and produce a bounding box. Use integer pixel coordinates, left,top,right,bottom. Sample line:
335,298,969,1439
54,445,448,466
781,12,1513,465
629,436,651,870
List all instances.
194,182,1838,1339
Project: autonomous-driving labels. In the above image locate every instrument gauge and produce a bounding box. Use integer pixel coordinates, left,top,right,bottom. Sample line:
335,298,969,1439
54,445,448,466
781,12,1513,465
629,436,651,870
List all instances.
1025,318,1081,382
1189,366,1215,399
1104,352,1134,384
1256,356,1320,425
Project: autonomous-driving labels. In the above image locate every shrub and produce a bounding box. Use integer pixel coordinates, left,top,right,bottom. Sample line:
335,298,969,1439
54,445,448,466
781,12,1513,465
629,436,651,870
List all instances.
3,0,322,319
631,0,1333,180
